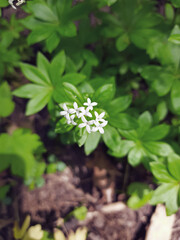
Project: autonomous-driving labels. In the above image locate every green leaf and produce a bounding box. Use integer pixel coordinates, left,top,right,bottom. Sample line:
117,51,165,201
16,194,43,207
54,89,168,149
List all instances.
0,185,10,200
107,0,117,6
55,118,74,134
171,80,180,114
156,101,168,122
128,145,144,166
0,129,45,180
141,66,174,96
46,163,57,174
56,161,66,172
20,63,50,86
108,140,134,158
102,125,121,151
58,22,77,37
50,50,66,84
63,82,84,104
127,182,152,209
142,124,170,141
93,84,115,106
118,129,138,141
45,32,60,53
137,111,152,137
0,0,8,7
116,33,130,52
13,84,46,99
106,95,132,115
61,73,86,85
26,89,52,116
72,206,87,221
169,34,180,45
110,113,139,130
35,162,46,178
150,183,179,215
165,3,174,21
84,132,101,155
143,142,173,157
83,50,98,66
170,0,180,8
77,130,88,147
37,52,50,83
31,3,58,22
150,161,176,183
0,82,14,117
27,26,53,45
168,153,180,180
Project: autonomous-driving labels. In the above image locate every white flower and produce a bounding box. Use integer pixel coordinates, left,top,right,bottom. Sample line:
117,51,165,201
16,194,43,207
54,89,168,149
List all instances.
73,102,85,118
9,0,16,9
94,111,106,123
92,121,108,134
78,116,94,133
84,109,92,118
16,0,25,6
60,103,75,119
9,0,25,8
83,98,97,110
67,115,77,125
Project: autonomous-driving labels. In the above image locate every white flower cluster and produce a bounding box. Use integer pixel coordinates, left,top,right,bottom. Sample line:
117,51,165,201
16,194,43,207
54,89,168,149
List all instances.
9,0,25,9
60,98,108,134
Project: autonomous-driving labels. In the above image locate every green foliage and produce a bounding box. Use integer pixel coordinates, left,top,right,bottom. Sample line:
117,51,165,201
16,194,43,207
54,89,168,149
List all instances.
0,129,45,183
21,0,95,52
150,154,180,215
0,14,29,78
2,0,180,216
46,155,66,173
13,51,86,115
109,111,172,166
0,82,14,117
72,206,88,221
0,0,8,17
127,182,153,209
101,0,162,51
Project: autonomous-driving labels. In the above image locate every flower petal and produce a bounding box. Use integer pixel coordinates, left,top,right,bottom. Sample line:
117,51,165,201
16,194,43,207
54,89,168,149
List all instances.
70,114,75,120
87,106,93,111
99,127,104,134
81,116,87,123
88,120,94,125
79,123,86,128
73,102,78,109
92,127,98,132
86,125,91,133
65,113,70,119
79,107,85,112
72,120,77,125
69,108,76,114
77,112,84,118
63,103,68,111
85,111,92,117
94,111,98,118
101,120,108,127
60,111,67,116
99,112,105,118
91,102,98,106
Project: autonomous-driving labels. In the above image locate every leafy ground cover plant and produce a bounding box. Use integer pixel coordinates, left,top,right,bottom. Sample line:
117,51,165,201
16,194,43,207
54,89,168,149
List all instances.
2,3,180,240
10,0,180,217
